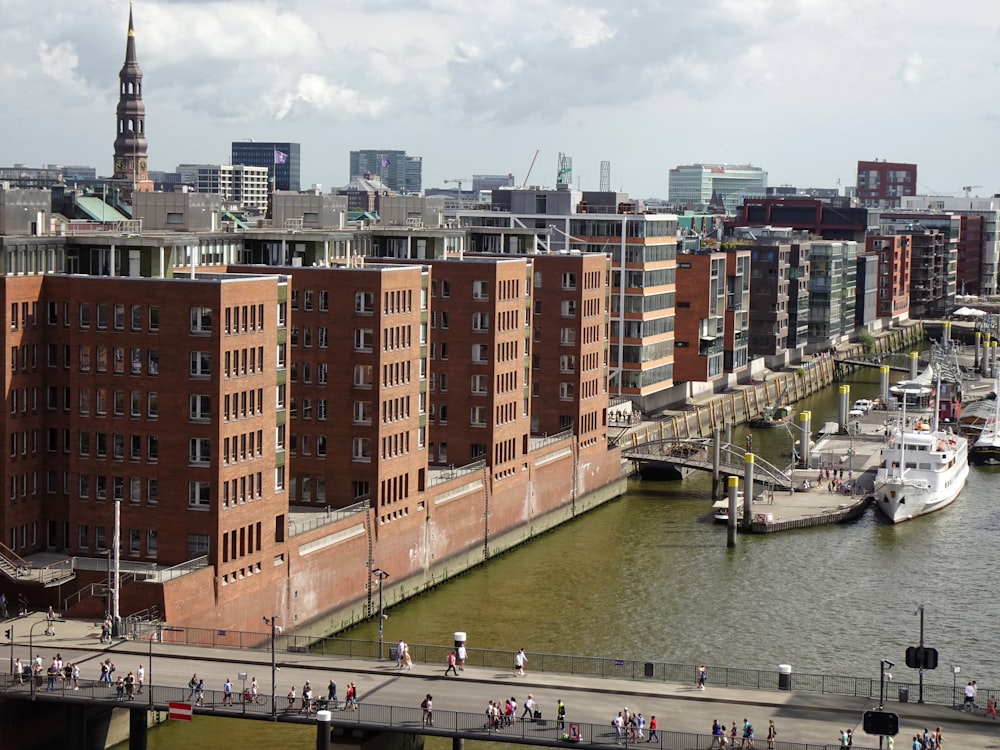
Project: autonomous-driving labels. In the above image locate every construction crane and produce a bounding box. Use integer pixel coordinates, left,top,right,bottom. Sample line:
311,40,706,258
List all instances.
963,185,982,197
444,178,471,203
520,150,540,189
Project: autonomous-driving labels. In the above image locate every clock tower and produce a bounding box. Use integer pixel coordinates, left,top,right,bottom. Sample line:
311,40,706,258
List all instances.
112,1,153,194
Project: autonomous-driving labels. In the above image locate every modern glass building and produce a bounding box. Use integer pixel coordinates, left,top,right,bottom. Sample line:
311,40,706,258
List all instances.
668,164,767,212
231,142,301,192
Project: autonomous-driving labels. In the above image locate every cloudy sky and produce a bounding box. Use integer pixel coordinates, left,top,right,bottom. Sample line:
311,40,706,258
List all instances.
3,0,1000,198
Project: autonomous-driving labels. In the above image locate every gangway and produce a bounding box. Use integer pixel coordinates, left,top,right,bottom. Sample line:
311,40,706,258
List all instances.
621,436,794,490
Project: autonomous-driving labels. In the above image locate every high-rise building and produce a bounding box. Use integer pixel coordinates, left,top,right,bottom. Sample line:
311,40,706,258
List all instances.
232,142,301,192
898,195,1000,297
668,164,767,212
177,164,270,213
349,150,422,194
855,160,916,208
111,3,153,195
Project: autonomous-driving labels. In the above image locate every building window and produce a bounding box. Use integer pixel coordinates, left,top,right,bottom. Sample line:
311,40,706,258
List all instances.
354,328,373,352
148,478,158,505
355,292,374,314
470,406,488,426
472,344,488,363
559,383,575,400
472,312,490,331
561,300,577,317
352,437,372,462
147,530,158,558
114,304,125,331
560,355,576,373
78,525,89,549
561,272,577,290
190,351,212,378
190,395,211,422
188,481,211,509
190,306,212,334
189,438,211,465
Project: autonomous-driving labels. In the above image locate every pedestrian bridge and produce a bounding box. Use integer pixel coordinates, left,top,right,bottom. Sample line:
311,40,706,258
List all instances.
621,437,794,491
0,677,882,750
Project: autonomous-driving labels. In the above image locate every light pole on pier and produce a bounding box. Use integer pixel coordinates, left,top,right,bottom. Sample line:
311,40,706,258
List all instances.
263,615,281,720
372,568,390,659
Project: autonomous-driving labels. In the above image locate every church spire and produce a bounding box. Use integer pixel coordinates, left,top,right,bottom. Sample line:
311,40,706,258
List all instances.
113,0,152,194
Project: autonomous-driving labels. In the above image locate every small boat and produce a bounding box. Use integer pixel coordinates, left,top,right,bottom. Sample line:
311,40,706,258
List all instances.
873,379,969,523
748,404,794,428
852,399,874,414
970,377,1000,465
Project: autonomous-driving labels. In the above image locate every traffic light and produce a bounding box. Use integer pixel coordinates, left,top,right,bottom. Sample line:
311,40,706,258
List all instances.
863,710,899,736
3,629,9,639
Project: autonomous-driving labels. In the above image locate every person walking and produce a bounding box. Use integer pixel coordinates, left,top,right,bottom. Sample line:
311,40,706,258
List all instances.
698,664,707,690
125,671,135,700
840,729,850,747
194,679,205,707
766,719,777,749
636,713,645,741
515,648,527,677
457,642,467,671
648,715,659,743
710,720,723,749
136,664,144,694
421,693,433,726
187,673,199,701
965,681,976,711
444,651,459,676
402,642,413,670
522,693,536,721
223,677,234,706
556,699,566,730
612,712,624,744
327,677,338,707
396,639,405,669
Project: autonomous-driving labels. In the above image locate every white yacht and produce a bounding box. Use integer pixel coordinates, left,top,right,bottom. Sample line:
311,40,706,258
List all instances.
874,421,969,523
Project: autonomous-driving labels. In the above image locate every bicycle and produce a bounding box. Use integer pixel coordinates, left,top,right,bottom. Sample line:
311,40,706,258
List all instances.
241,690,265,706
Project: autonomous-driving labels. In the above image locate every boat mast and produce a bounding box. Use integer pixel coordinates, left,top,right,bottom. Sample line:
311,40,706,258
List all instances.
932,369,941,434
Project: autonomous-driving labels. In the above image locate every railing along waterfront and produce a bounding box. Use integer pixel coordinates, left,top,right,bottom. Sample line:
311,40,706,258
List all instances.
151,626,989,709
288,501,368,537
427,460,487,488
0,674,886,750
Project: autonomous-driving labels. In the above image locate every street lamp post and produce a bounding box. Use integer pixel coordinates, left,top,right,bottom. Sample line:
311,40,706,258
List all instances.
263,615,280,720
915,604,925,704
952,665,961,709
28,618,59,700
371,568,390,660
878,659,894,750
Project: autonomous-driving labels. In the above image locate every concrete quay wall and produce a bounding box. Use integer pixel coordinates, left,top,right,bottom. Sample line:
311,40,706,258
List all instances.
151,439,627,637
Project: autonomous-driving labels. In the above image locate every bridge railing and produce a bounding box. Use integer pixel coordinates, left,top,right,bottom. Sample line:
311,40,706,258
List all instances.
0,674,889,749
143,625,980,708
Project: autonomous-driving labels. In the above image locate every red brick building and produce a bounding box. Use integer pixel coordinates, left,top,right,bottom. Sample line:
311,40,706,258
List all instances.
856,160,917,208
865,234,911,322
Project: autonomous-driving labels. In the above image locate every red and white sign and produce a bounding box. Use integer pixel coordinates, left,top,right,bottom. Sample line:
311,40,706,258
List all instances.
168,702,193,721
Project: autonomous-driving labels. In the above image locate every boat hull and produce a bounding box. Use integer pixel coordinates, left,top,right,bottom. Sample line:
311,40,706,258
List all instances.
969,443,1000,465
874,461,969,523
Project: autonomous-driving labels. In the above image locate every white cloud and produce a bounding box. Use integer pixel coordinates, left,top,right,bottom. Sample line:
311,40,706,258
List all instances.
272,73,389,121
38,40,84,88
896,53,924,88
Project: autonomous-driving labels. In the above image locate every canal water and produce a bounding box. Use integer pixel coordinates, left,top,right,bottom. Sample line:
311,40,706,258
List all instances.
121,369,1000,748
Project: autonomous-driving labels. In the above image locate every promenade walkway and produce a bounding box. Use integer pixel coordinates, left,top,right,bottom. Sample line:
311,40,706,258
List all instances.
4,614,998,748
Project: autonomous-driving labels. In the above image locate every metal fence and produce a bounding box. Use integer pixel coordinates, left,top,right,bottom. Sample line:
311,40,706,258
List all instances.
0,672,886,749
145,625,988,710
